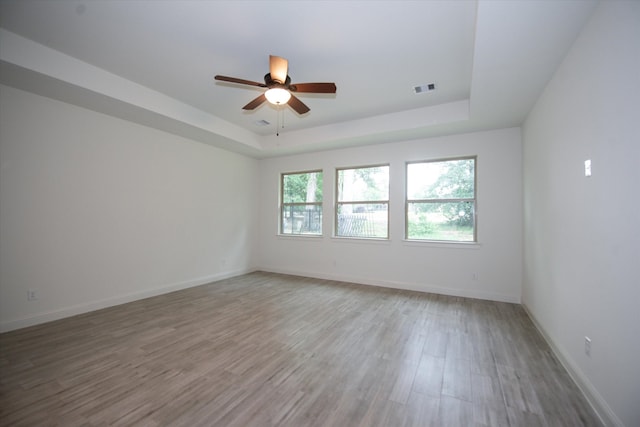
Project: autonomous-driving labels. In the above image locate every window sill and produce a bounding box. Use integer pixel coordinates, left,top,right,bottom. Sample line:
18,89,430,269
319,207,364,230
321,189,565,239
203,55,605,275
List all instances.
277,234,324,241
330,236,391,245
401,240,481,250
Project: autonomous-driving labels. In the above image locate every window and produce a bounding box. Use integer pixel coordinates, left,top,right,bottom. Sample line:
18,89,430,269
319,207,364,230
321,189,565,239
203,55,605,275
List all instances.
281,170,323,235
336,165,389,238
406,157,476,242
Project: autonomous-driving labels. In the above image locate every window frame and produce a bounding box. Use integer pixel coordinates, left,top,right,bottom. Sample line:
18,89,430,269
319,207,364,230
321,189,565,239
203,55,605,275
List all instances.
334,163,390,239
280,169,323,236
405,156,477,243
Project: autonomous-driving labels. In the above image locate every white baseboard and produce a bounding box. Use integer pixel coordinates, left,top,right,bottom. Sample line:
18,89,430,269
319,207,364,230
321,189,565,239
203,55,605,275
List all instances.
0,268,252,333
1,266,519,332
521,304,622,427
256,266,521,304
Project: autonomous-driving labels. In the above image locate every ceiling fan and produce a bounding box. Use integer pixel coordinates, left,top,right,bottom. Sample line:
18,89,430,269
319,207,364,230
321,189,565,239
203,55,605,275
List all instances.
214,55,337,114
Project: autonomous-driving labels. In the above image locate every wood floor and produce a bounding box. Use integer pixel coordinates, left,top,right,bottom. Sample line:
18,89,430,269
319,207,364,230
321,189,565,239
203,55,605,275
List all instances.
1,272,601,426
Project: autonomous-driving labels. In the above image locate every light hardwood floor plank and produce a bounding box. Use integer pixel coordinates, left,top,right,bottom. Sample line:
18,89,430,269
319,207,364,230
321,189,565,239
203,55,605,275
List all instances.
0,272,602,426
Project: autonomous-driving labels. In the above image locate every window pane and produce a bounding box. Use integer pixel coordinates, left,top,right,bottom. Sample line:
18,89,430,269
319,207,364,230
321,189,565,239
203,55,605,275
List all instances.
281,204,322,235
407,201,474,241
283,171,323,203
281,170,323,236
407,159,474,200
336,203,388,238
337,166,389,202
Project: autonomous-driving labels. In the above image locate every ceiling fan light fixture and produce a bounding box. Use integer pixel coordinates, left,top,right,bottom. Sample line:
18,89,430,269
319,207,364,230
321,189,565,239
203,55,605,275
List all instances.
265,87,291,105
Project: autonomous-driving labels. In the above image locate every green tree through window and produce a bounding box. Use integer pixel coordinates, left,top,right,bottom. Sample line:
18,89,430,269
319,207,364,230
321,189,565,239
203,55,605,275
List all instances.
406,157,476,242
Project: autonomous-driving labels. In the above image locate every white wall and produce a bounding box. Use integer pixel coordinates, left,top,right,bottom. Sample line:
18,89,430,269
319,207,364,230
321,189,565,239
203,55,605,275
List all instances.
522,2,640,426
0,85,258,331
257,127,523,303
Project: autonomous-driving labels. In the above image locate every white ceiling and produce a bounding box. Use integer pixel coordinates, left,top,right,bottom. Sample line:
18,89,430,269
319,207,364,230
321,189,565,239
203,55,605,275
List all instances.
0,0,597,157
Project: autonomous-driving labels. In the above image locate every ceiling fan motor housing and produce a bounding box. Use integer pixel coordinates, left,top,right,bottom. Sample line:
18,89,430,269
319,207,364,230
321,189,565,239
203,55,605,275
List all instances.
265,73,291,88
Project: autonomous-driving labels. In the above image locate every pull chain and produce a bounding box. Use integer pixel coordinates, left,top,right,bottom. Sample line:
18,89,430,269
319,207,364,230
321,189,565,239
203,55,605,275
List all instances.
276,104,285,136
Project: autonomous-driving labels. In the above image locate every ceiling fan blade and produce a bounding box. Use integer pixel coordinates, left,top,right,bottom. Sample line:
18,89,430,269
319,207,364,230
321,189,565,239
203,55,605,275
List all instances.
215,75,267,87
270,55,288,84
289,82,337,93
288,94,310,114
243,94,267,110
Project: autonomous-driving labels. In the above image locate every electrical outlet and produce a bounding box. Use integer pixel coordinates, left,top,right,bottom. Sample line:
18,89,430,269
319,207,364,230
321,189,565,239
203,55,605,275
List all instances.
584,336,592,357
27,290,37,301
584,159,592,177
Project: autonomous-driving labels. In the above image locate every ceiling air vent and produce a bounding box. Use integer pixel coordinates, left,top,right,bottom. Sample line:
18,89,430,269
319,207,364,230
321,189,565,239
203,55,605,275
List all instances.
414,83,435,94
